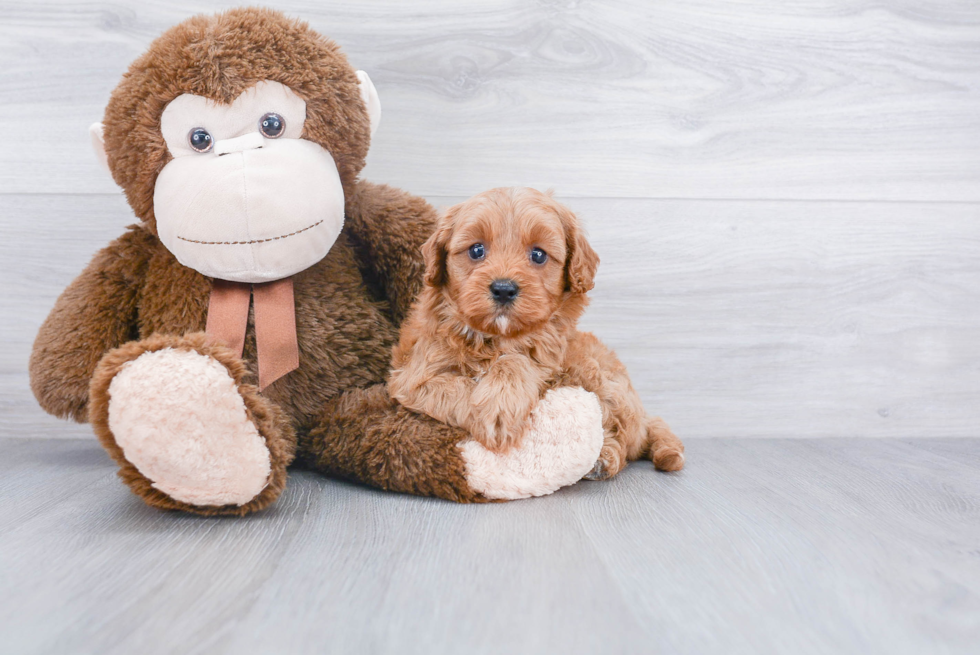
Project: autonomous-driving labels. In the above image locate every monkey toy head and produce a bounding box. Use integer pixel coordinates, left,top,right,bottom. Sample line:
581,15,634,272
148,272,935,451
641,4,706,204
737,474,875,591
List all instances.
91,7,381,283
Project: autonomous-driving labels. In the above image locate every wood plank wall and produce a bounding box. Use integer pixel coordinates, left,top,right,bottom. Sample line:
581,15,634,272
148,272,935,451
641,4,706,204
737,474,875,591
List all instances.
2,1,978,438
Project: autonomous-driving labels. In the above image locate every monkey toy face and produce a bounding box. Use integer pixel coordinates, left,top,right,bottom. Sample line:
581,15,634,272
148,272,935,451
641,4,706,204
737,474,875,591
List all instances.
92,9,381,283
153,79,364,282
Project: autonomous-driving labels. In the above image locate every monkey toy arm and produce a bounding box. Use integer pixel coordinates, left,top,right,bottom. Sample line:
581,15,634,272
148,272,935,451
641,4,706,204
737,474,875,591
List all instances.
29,228,151,422
344,180,438,325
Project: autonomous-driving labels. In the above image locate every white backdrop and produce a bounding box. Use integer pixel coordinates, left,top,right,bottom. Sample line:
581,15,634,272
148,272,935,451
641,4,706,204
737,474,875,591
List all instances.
2,0,978,439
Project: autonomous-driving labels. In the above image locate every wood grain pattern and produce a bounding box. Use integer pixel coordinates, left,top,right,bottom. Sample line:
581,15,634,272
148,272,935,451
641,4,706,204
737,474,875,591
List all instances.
2,5,977,654
3,1,976,440
1,437,977,654
0,1,978,199
4,194,977,440
562,196,980,439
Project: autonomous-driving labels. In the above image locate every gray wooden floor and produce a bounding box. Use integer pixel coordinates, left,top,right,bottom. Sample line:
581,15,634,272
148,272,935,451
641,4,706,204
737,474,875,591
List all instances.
1,436,978,655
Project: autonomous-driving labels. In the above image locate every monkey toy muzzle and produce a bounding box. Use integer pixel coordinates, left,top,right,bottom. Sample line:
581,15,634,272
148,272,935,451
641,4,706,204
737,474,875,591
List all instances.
152,80,346,284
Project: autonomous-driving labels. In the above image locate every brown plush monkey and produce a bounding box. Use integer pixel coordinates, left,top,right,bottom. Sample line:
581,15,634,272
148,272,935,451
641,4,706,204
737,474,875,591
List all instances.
29,8,604,515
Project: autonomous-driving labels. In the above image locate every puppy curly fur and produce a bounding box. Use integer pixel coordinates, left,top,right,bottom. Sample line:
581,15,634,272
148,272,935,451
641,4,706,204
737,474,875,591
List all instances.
389,187,684,479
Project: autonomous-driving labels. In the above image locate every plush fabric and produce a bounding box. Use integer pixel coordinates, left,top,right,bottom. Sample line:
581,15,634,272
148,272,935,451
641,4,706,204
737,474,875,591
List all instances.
354,71,381,137
30,8,602,515
460,387,604,500
97,10,374,237
160,81,308,152
108,348,272,506
211,132,265,155
154,137,346,282
89,122,110,174
87,333,295,517
153,79,345,282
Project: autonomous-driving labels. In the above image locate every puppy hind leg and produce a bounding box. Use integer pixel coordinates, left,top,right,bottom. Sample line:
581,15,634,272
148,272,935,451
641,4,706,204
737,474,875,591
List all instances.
646,416,685,472
583,433,628,481
581,383,646,482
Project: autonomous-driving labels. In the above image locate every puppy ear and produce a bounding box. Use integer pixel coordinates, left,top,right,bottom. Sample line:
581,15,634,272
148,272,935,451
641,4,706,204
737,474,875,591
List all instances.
422,205,460,287
556,203,599,294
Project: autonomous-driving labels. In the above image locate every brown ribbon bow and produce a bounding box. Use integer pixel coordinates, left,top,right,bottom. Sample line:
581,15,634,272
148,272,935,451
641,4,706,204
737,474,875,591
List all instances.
205,278,300,390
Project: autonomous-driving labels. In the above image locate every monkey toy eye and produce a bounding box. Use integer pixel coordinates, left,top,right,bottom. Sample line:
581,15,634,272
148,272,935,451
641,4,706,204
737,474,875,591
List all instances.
530,247,548,264
468,243,485,260
188,128,213,153
259,112,286,138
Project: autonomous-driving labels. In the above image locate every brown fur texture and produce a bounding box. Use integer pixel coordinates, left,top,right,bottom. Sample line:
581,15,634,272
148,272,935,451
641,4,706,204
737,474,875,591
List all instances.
297,385,487,503
102,7,372,236
88,333,295,516
29,8,494,512
389,188,685,477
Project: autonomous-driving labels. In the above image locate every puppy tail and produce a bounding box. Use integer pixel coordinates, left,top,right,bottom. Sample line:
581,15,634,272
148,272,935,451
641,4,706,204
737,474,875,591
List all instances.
646,416,685,472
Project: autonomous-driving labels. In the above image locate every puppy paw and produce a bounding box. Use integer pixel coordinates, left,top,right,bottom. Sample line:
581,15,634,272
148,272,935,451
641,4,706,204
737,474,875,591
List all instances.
465,396,531,453
652,446,685,472
647,416,685,472
462,410,503,452
583,459,608,481
460,387,603,500
583,444,625,482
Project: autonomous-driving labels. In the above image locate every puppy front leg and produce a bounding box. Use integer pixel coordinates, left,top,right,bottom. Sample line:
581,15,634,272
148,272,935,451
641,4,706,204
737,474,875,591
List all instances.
468,355,546,452
390,372,476,428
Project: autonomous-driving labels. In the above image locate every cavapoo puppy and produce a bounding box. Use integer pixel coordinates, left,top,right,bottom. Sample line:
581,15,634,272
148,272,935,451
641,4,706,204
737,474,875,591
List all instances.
388,187,684,479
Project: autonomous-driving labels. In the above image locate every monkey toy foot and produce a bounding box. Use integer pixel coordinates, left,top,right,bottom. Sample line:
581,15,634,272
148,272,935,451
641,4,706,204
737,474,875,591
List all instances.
459,386,604,500
88,333,295,516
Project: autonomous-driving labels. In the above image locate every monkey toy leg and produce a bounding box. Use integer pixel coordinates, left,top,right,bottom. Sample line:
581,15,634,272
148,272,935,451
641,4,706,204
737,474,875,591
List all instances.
89,336,605,513
300,386,605,502
88,333,295,516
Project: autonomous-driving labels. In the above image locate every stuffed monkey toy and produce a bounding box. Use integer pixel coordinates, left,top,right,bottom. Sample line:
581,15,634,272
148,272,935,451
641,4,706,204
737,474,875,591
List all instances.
29,8,604,515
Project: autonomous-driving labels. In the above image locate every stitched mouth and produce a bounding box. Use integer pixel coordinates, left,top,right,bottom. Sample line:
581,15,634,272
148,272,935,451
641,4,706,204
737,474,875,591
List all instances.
177,219,324,245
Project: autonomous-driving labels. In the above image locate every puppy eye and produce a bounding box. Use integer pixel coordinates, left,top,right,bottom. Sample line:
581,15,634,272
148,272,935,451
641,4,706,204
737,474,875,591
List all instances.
259,113,286,138
468,243,486,260
188,128,213,153
530,247,548,265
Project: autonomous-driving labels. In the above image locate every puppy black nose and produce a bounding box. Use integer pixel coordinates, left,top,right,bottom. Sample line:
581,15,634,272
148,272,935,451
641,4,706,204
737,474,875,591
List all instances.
490,279,519,304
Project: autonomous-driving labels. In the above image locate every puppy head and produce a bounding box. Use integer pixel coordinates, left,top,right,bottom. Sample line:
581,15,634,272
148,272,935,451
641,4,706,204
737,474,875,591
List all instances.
422,187,599,337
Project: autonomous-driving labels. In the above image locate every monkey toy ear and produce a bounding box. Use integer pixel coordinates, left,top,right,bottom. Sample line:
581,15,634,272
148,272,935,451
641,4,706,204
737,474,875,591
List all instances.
89,122,111,175
355,71,382,138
